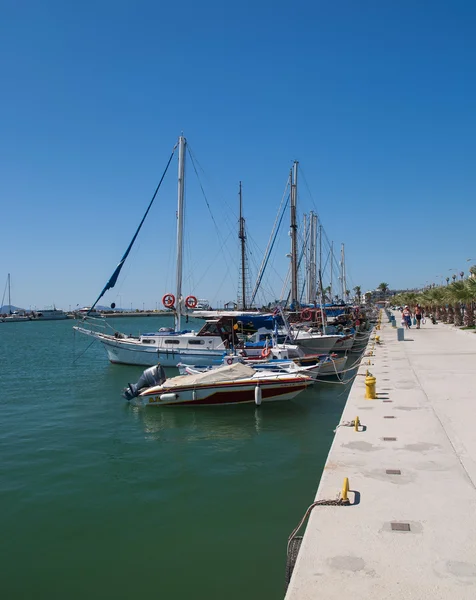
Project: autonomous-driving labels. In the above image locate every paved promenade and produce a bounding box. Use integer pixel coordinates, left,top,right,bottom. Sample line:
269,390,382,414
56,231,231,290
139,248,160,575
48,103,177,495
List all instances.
285,314,476,599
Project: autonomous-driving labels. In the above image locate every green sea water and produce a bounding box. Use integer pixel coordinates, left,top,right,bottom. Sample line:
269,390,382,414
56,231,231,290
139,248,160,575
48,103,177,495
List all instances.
0,317,352,600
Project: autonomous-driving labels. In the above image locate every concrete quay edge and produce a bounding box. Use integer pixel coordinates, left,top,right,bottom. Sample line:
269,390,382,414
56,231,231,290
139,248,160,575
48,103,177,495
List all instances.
285,310,476,600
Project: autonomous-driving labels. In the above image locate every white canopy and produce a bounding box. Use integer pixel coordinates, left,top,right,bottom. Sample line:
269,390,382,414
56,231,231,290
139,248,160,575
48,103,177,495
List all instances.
162,362,256,389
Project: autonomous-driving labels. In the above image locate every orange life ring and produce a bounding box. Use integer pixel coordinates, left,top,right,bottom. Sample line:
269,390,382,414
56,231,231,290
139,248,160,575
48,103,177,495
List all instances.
185,295,198,309
226,357,233,365
162,293,175,308
261,347,271,358
301,309,312,321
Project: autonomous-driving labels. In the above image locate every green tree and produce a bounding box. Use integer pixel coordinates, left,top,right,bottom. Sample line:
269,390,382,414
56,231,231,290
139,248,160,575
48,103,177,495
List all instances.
353,285,362,304
378,282,389,295
445,280,476,327
322,286,332,303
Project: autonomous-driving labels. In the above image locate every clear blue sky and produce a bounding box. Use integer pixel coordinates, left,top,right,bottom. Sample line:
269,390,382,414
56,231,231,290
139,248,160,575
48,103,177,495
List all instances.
1,0,475,310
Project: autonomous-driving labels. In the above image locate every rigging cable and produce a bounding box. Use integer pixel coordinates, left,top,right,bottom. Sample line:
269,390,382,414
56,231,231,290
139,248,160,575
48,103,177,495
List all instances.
88,143,178,313
186,146,238,295
250,180,290,306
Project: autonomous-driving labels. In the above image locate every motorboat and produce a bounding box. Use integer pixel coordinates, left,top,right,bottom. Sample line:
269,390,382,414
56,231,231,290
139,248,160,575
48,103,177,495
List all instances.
123,362,312,406
177,349,347,378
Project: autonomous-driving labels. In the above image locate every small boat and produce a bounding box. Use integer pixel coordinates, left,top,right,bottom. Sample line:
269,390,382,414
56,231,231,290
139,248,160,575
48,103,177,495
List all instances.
2,311,30,322
123,362,312,406
1,274,31,323
178,350,347,378
74,307,104,318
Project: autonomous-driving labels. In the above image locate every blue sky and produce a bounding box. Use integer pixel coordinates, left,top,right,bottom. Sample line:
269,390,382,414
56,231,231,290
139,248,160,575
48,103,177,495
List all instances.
1,1,475,309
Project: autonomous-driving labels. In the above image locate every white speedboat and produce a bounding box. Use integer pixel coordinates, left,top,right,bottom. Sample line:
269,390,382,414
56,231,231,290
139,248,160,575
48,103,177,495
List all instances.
124,362,312,407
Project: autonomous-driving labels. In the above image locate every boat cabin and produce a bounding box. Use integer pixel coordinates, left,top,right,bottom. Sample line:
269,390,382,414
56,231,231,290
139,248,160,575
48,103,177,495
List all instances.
196,318,240,346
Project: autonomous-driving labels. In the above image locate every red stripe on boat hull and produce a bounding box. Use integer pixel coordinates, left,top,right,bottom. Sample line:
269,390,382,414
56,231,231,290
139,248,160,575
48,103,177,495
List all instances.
167,384,309,406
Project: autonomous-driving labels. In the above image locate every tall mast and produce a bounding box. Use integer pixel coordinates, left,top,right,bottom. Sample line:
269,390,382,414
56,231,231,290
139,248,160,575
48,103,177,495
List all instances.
175,135,186,331
341,243,346,302
290,161,299,308
8,273,11,314
330,241,334,302
308,211,317,304
238,181,247,310
318,220,323,301
303,214,310,304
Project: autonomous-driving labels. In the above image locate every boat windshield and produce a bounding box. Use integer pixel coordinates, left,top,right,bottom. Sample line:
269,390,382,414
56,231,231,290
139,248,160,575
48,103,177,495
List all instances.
196,318,239,345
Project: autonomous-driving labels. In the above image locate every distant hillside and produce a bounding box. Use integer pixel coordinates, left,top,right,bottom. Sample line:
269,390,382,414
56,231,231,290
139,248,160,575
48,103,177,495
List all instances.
0,305,24,313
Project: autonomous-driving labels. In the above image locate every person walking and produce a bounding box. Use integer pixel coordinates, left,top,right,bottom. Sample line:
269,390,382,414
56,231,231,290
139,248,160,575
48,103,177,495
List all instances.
414,304,423,329
402,305,412,329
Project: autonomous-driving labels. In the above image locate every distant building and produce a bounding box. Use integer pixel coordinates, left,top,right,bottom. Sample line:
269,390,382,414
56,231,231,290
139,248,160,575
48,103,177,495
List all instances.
363,289,410,304
195,299,210,310
224,301,238,310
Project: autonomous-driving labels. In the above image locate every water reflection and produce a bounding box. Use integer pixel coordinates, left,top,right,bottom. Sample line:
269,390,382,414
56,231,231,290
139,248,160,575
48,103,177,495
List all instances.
129,395,314,443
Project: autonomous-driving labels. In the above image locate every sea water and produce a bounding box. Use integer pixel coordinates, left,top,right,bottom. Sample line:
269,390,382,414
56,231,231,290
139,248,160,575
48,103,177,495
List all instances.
0,317,352,599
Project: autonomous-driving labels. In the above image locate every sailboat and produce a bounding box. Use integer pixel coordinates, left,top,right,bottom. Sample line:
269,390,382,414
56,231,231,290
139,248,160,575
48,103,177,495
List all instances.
285,162,349,354
74,136,234,367
1,274,30,322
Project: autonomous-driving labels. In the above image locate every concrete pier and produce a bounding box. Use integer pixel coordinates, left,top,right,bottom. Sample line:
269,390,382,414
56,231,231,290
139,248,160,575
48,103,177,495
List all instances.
285,313,476,599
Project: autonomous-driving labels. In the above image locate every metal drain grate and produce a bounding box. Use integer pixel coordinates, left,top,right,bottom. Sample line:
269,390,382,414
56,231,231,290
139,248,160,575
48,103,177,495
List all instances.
383,437,397,441
391,522,410,532
386,469,401,475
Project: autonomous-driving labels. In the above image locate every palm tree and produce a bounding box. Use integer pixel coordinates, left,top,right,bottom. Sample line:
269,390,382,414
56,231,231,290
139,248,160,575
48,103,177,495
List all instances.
322,286,332,303
444,283,461,325
446,280,476,327
465,279,476,326
418,289,435,315
378,282,389,296
353,286,362,304
428,287,446,320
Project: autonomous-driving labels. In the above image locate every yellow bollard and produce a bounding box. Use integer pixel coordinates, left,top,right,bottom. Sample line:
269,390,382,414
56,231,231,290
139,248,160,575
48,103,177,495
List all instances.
375,335,380,344
354,416,360,432
365,374,376,399
341,477,350,503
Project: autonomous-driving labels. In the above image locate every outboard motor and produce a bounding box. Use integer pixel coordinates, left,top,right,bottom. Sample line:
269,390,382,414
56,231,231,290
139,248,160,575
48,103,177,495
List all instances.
123,364,166,400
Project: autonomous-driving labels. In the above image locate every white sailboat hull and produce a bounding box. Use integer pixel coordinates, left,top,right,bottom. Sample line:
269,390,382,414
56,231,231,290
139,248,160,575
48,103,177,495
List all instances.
74,327,227,367
293,335,339,354
318,355,348,376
